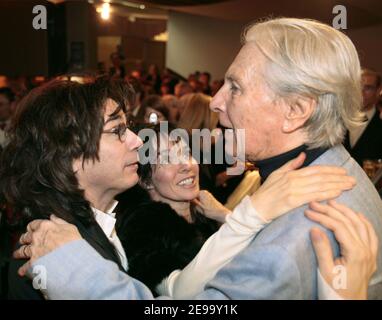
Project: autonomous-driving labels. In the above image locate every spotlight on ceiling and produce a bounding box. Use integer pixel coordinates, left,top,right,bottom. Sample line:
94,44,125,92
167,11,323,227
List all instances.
100,2,111,20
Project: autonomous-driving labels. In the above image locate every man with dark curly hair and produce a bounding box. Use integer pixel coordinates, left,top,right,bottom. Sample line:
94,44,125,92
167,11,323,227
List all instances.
0,77,143,299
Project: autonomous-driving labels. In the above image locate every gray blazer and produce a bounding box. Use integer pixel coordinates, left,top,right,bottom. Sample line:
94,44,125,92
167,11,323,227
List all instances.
31,145,382,300
197,144,382,299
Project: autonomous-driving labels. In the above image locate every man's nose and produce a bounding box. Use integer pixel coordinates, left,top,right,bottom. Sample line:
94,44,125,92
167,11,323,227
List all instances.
134,135,144,150
126,131,143,150
209,88,226,113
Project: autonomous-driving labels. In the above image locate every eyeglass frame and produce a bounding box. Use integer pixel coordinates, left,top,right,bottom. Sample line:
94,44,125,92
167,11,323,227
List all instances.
102,115,136,142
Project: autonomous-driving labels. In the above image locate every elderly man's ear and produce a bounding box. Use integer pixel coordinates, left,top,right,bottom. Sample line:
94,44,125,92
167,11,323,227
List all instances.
282,96,316,133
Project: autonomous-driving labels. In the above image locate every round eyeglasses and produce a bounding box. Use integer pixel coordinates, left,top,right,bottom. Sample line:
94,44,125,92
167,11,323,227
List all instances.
102,119,136,142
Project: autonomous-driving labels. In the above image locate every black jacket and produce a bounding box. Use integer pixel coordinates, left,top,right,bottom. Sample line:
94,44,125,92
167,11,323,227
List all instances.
8,218,125,300
344,110,382,165
116,200,218,295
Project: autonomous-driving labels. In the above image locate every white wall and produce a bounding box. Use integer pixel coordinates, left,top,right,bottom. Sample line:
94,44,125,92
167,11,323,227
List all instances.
166,11,243,81
167,11,382,80
97,36,121,70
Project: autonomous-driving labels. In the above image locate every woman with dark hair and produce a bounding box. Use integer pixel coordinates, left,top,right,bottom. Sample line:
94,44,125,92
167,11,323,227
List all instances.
0,76,142,299
116,123,357,298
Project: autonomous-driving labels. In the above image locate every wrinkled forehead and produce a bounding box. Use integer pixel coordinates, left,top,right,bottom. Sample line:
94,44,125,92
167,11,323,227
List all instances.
226,43,263,83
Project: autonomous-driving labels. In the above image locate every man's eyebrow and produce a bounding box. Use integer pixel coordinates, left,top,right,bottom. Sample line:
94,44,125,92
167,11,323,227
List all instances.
104,114,122,125
225,75,241,86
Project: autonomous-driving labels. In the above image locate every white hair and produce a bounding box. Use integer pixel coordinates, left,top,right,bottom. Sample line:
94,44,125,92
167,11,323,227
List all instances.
243,18,364,148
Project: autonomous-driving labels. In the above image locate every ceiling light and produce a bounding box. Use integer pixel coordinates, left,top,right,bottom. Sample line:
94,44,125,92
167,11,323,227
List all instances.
100,2,110,20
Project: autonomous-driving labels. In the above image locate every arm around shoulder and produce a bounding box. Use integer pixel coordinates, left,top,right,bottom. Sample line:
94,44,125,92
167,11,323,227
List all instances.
30,239,156,300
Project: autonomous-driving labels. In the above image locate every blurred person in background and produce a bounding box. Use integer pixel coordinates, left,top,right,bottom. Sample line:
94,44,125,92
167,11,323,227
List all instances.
136,95,169,124
160,84,171,96
161,68,179,94
162,94,179,125
210,79,224,97
188,79,203,93
344,69,382,165
130,69,142,81
144,64,162,94
125,76,145,117
199,72,211,95
174,81,193,98
109,52,126,79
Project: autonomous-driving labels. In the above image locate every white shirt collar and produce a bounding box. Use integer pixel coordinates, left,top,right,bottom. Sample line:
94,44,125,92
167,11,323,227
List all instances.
92,200,119,238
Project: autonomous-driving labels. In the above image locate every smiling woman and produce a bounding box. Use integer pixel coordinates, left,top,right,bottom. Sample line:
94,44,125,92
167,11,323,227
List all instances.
116,123,221,293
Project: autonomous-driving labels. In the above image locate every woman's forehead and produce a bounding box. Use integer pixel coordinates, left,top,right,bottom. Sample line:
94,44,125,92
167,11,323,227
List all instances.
153,133,187,151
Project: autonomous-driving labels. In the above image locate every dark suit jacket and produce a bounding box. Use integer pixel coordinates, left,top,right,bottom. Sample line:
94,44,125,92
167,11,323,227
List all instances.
8,219,125,300
344,110,382,165
117,200,218,295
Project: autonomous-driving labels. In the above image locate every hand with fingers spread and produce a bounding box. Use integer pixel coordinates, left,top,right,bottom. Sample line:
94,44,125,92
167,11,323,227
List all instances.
306,200,378,300
250,152,356,221
193,190,231,223
13,215,82,277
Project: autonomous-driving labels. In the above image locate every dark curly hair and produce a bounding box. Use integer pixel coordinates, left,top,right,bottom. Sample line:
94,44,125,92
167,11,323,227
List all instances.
0,76,135,228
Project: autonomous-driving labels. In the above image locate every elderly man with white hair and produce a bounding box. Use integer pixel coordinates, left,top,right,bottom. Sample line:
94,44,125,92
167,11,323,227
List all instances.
11,18,382,300
197,17,382,299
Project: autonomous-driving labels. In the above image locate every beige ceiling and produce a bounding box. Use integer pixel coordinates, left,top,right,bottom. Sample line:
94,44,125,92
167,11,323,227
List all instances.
138,0,382,29
30,0,382,29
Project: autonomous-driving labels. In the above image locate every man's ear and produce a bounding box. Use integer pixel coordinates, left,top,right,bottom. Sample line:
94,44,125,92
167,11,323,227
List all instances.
282,96,316,133
72,157,83,174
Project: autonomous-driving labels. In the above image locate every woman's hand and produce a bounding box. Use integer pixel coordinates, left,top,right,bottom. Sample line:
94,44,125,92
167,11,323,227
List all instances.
250,153,356,221
193,190,231,223
306,200,378,300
